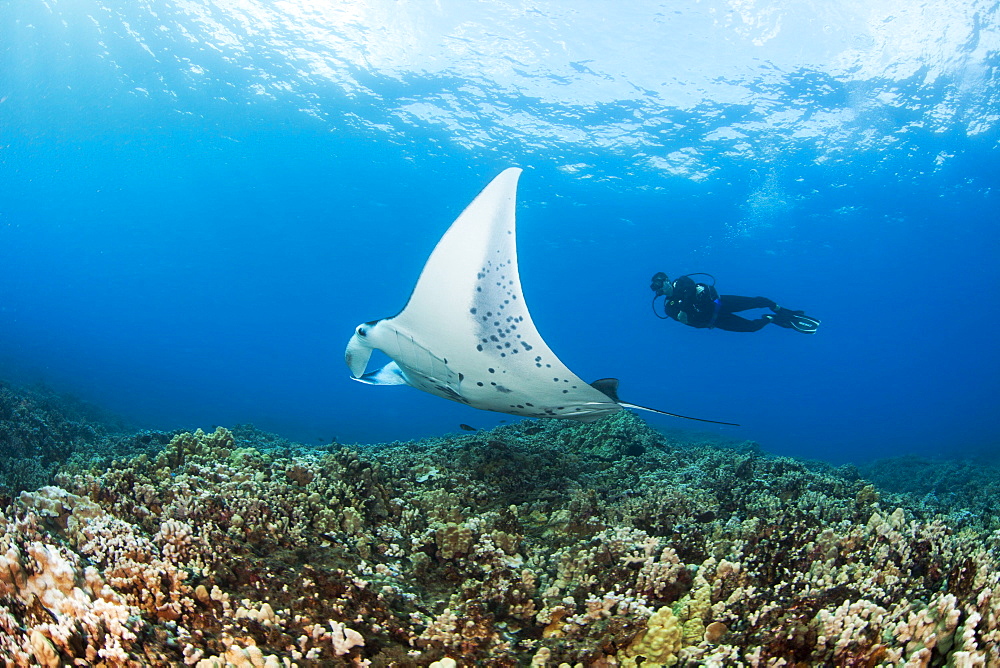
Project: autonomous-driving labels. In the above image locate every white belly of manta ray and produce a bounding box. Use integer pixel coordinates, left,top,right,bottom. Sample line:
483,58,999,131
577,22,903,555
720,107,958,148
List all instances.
344,167,737,427
345,317,623,422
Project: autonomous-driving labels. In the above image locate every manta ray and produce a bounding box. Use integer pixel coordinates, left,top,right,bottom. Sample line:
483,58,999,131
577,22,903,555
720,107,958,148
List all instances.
345,168,736,426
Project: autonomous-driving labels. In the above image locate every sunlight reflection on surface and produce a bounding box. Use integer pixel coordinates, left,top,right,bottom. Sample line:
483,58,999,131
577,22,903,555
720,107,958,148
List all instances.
18,0,1000,182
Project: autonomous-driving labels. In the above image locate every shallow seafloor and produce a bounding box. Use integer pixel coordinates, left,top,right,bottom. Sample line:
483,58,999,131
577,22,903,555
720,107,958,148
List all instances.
1,381,998,666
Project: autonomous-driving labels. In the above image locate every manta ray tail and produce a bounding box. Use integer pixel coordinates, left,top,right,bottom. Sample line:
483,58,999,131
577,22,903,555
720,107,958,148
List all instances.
589,378,739,426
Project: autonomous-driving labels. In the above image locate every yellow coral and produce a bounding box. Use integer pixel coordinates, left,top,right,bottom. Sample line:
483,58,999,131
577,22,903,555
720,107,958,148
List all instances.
675,561,714,644
619,606,683,667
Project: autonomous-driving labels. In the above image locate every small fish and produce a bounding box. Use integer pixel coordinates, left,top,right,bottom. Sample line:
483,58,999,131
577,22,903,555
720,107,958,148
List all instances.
524,426,543,435
459,423,478,432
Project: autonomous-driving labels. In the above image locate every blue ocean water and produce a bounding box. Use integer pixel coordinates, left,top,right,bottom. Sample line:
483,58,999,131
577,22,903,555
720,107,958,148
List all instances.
1,0,997,464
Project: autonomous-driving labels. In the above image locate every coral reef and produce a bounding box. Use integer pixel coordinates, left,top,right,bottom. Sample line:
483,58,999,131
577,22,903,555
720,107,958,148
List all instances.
0,381,137,497
858,455,1000,532
1,381,1000,666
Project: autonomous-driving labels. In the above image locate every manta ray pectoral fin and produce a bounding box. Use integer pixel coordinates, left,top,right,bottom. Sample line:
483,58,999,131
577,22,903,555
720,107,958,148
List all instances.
354,361,409,386
590,377,740,426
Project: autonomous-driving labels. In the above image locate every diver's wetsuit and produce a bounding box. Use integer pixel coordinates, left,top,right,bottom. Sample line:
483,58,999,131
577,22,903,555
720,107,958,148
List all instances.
662,275,777,332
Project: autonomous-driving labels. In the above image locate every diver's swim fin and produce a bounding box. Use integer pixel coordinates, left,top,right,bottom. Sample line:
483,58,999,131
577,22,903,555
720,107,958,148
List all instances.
788,312,820,334
767,306,820,334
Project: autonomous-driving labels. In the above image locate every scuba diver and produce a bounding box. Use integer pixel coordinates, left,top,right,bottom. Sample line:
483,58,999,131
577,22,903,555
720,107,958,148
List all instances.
650,272,820,334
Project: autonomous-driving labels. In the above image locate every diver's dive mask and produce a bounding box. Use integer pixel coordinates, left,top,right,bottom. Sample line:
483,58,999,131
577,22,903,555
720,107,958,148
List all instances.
650,272,673,297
